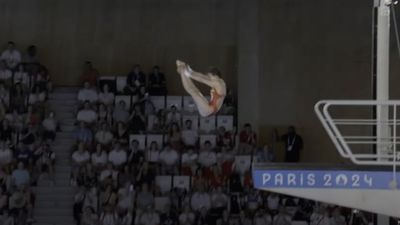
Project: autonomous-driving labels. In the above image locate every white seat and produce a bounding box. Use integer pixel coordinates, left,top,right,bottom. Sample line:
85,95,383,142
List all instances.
173,176,190,190
146,134,164,148
217,115,234,131
182,115,199,130
129,134,146,150
183,96,197,113
199,134,217,148
115,95,131,110
199,116,216,133
155,175,172,194
150,96,166,112
116,76,127,93
166,96,183,110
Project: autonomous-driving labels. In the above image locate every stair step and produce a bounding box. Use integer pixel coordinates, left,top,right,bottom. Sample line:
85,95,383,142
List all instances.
49,93,77,100
60,124,76,132
35,215,75,224
36,200,74,208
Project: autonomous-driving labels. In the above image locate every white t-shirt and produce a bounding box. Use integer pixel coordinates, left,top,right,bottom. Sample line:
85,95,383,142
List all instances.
181,129,198,146
146,149,160,163
0,148,12,165
1,49,21,68
181,152,198,165
108,149,127,166
13,72,29,85
28,93,46,104
98,92,115,105
72,151,90,165
190,192,211,211
198,151,217,167
77,109,97,123
91,152,108,166
78,89,98,103
159,149,179,166
0,70,12,81
95,131,113,145
42,118,57,131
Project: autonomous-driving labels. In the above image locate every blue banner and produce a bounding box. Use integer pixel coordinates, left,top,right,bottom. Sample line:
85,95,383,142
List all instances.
253,169,400,190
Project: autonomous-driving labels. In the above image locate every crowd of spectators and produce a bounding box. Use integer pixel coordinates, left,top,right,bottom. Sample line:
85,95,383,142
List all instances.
70,62,374,225
0,41,55,225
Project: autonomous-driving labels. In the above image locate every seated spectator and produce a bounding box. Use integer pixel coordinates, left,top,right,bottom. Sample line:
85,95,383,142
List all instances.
114,122,129,146
74,121,93,144
116,209,133,225
10,83,27,113
0,83,10,108
136,87,155,115
136,162,155,187
81,206,99,225
148,65,166,95
190,186,211,212
179,205,196,225
78,82,98,104
210,187,229,216
0,209,13,225
239,123,257,154
159,205,178,225
181,119,198,148
146,141,160,165
1,42,21,69
24,105,40,128
11,162,30,189
77,101,98,124
28,85,46,105
81,61,99,87
99,205,118,225
34,143,55,177
97,103,112,125
100,185,118,208
310,205,330,225
95,122,114,146
13,64,29,89
0,142,12,166
116,185,135,212
0,119,13,144
113,100,130,123
108,142,127,167
254,210,272,225
0,60,12,86
125,64,145,95
137,206,160,225
33,66,51,92
72,143,90,167
198,141,217,169
159,144,179,175
220,89,236,115
118,165,134,188
128,140,145,166
98,84,115,106
136,183,154,210
15,143,33,166
330,207,346,225
166,122,182,150
181,147,198,176
99,163,119,185
41,111,58,141
267,193,280,214
91,143,108,169
20,125,36,146
165,105,181,125
128,104,146,134
216,126,233,150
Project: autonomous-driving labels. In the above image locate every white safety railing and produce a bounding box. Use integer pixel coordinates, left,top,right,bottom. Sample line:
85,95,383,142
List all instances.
315,100,400,166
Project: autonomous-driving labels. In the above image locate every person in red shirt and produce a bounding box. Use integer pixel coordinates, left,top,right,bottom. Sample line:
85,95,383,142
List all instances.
239,123,257,154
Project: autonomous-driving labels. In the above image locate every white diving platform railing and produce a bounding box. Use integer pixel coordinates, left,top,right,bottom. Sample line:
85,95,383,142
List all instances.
315,100,400,167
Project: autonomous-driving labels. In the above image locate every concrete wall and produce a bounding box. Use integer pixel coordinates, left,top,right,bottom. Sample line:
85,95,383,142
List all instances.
0,0,384,163
258,0,373,163
0,0,237,93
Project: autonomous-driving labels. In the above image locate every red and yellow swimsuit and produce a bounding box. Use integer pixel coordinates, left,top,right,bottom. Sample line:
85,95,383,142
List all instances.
209,88,224,114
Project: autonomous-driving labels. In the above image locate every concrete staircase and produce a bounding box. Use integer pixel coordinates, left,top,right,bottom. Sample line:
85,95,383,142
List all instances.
34,87,79,225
